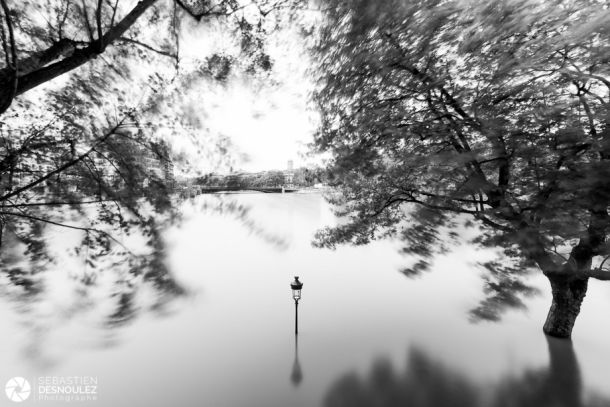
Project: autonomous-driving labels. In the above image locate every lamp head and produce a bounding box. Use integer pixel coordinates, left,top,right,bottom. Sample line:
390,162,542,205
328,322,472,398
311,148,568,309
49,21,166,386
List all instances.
291,276,303,300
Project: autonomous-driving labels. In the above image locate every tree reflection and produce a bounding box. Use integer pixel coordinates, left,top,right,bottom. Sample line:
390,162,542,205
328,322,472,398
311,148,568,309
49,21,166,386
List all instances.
0,206,184,366
490,337,610,407
395,216,542,323
324,337,610,407
194,195,289,251
0,193,287,367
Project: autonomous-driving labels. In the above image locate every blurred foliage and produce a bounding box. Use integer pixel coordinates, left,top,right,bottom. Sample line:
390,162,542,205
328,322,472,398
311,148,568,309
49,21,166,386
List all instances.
0,0,303,356
0,0,303,112
312,0,610,321
324,337,610,407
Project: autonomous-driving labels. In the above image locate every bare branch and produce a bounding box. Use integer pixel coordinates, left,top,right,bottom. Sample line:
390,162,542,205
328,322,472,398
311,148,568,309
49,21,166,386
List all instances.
103,0,120,29
575,83,598,138
0,210,134,254
58,0,72,39
0,0,16,69
0,0,17,113
175,0,252,20
585,267,610,281
96,0,104,49
117,37,177,59
0,115,130,202
80,0,95,42
1,199,114,207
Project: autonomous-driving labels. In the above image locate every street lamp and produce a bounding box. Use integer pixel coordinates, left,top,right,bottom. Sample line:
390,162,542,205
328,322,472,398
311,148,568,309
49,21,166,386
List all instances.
291,276,303,335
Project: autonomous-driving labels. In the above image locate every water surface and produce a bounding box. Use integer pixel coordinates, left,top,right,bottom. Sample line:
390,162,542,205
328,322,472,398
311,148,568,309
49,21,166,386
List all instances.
1,193,610,406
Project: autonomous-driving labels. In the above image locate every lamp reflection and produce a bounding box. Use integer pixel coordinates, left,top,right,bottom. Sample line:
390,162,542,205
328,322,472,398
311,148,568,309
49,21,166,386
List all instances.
290,334,303,387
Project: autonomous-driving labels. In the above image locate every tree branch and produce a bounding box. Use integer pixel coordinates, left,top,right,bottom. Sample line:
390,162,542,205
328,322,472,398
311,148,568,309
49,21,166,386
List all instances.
117,37,177,59
1,199,113,207
0,0,158,114
96,0,104,50
58,0,72,39
0,116,129,202
584,267,610,281
80,0,95,42
0,0,16,69
0,0,17,113
0,210,134,254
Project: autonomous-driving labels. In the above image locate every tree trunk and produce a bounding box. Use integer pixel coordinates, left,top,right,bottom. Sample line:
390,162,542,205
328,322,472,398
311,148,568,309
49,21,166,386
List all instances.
543,276,588,338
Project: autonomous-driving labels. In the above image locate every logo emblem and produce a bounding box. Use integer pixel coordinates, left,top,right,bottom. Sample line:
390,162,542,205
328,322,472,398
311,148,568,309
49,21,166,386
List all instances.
5,377,31,402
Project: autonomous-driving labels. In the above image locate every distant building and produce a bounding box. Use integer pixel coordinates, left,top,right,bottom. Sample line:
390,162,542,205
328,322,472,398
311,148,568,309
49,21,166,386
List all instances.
284,160,294,186
163,160,175,187
132,139,175,189
0,126,177,198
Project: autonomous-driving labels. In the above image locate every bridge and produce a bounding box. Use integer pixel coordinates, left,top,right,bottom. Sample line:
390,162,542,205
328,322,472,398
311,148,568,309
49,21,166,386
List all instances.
199,186,298,193
180,185,299,197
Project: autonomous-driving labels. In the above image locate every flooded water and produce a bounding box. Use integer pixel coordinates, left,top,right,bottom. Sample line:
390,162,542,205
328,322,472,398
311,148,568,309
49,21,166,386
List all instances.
1,193,610,406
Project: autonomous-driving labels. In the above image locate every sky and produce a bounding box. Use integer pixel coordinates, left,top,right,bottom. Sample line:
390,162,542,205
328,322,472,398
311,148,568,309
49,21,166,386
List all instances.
2,2,322,178
177,11,320,174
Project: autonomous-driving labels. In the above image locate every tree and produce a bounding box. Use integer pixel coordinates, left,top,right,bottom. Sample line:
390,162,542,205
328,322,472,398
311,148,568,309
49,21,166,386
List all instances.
293,166,324,186
0,0,299,249
0,0,299,345
0,0,292,114
312,0,610,338
263,170,286,186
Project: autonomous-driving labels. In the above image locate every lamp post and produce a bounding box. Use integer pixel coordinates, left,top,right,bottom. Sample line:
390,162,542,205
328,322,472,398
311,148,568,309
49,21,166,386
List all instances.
290,276,303,335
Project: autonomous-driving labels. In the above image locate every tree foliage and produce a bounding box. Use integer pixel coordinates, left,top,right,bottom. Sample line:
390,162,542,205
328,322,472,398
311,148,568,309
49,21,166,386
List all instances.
312,0,610,334
0,0,300,346
0,0,297,114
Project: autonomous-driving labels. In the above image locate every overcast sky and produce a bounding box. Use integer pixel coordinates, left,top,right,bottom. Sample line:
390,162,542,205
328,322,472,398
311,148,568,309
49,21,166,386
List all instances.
178,16,319,174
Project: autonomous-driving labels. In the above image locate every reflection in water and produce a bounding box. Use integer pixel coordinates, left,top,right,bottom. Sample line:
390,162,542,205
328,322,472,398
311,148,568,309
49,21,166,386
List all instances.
196,195,289,250
0,210,184,367
0,194,284,368
290,334,303,387
394,214,542,323
491,337,610,407
1,193,609,406
324,337,610,407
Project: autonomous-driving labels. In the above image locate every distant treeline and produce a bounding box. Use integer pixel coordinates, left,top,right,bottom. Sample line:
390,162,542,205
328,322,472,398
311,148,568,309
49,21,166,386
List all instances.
196,167,330,188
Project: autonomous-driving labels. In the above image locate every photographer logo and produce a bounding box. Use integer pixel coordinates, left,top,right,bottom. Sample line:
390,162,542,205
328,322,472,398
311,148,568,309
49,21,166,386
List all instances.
5,377,31,402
